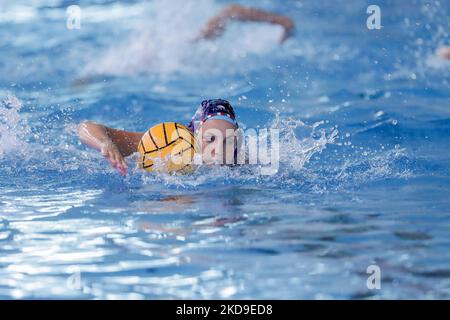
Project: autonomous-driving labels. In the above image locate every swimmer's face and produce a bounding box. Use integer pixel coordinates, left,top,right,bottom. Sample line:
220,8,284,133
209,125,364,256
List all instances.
198,119,239,165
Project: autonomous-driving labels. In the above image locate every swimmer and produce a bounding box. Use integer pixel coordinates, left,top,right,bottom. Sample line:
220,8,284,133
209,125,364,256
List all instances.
78,99,239,176
74,5,294,84
197,4,295,43
437,46,450,60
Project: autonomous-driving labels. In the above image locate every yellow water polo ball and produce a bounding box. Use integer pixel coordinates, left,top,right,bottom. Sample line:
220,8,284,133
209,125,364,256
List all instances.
137,122,199,173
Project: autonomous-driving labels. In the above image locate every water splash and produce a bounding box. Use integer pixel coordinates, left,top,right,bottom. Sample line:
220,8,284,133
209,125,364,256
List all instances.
0,92,410,195
122,112,339,190
269,111,338,171
0,93,30,157
83,0,284,78
392,0,450,82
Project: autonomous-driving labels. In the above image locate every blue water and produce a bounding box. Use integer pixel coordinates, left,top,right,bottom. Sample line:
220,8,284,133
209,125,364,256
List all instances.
1,0,449,299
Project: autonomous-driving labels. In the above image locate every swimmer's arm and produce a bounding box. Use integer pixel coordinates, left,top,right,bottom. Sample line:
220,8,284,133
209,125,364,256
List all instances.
198,4,295,43
77,121,143,175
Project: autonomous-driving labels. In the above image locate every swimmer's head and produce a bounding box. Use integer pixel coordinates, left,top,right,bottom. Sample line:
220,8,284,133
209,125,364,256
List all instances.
187,99,240,165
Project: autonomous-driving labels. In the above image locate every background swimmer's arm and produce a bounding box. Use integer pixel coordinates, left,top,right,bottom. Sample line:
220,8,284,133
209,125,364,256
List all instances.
78,121,143,175
198,4,295,43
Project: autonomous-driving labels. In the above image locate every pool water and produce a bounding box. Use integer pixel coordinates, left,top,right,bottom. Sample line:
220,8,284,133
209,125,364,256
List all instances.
1,0,450,299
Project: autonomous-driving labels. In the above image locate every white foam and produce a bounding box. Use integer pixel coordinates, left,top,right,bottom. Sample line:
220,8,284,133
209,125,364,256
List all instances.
0,93,30,156
83,0,283,78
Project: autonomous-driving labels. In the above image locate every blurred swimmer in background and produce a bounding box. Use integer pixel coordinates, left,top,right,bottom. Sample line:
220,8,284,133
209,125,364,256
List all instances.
77,4,295,80
197,4,295,43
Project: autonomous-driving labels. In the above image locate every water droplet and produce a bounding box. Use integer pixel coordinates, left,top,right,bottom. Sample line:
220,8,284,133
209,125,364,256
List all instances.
318,96,330,103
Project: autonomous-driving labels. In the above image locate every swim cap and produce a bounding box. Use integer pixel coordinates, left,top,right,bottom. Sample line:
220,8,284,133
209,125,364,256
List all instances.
187,99,238,134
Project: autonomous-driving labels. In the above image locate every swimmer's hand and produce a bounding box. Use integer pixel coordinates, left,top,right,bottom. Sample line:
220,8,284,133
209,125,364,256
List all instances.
78,120,143,177
278,17,295,43
101,141,128,176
